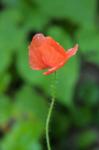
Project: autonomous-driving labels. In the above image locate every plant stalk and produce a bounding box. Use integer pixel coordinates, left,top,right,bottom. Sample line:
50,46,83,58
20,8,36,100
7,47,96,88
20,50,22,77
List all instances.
46,72,56,150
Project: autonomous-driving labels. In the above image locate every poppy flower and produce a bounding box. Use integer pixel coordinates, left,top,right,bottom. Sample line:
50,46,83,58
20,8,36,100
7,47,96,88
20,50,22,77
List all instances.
29,33,78,75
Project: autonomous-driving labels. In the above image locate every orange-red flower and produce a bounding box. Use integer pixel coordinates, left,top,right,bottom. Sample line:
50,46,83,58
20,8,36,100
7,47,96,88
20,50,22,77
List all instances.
29,33,78,75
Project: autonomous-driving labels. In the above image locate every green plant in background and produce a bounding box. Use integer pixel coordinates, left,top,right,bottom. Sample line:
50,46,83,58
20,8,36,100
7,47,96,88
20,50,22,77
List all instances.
0,0,99,149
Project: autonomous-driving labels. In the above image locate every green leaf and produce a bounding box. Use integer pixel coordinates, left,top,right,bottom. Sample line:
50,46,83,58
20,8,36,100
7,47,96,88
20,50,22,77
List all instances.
0,49,12,73
2,0,20,7
0,10,25,50
77,28,99,64
2,120,42,150
0,9,25,73
56,56,79,106
13,85,48,127
76,130,97,149
3,1,48,31
1,85,46,149
79,80,99,107
0,8,21,24
72,107,93,127
53,113,71,137
77,28,99,51
38,0,96,28
23,9,48,31
0,73,11,93
0,95,12,125
47,26,72,49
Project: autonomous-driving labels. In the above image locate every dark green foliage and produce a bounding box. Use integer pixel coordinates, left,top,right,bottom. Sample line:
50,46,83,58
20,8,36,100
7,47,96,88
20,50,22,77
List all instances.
0,0,99,149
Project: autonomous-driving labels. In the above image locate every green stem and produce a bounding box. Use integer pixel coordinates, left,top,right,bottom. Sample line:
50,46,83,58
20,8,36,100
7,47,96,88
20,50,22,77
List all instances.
46,72,56,150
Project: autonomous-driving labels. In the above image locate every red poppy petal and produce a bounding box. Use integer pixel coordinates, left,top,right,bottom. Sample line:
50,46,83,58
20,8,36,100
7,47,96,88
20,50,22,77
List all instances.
31,33,45,47
29,33,50,70
65,44,78,59
46,36,66,55
43,44,78,75
29,33,78,75
42,48,65,67
40,39,66,67
29,45,47,70
43,58,66,75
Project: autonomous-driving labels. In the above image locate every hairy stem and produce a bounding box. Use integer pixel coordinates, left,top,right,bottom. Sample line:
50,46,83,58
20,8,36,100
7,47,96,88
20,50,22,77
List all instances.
46,72,56,150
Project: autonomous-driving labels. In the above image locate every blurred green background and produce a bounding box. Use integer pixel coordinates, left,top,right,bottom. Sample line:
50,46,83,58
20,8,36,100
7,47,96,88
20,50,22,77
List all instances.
0,0,99,150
